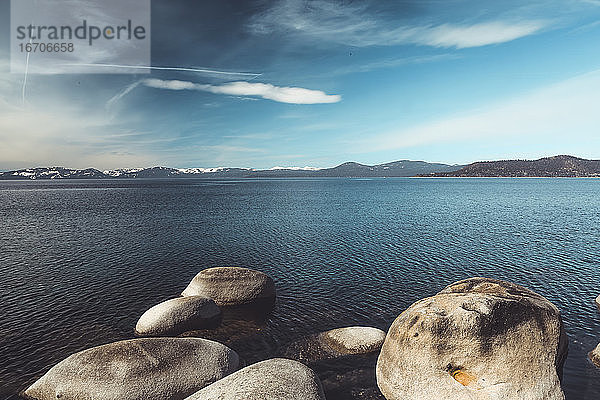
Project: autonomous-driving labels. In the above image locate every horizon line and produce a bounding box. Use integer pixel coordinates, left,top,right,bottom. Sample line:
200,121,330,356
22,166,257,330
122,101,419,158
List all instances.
0,154,597,173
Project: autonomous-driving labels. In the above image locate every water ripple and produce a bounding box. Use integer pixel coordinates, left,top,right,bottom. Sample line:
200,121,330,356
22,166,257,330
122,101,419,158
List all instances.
0,178,599,399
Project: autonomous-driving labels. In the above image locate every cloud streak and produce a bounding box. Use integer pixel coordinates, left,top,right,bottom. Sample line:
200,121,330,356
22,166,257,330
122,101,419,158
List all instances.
106,81,142,109
249,0,546,48
142,79,341,104
64,63,262,78
331,54,461,76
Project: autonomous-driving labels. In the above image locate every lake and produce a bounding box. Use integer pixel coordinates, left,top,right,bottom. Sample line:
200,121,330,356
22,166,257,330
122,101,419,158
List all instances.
0,178,599,399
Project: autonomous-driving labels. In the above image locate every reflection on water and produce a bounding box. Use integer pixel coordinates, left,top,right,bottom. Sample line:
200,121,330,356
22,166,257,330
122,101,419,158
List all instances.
0,178,599,399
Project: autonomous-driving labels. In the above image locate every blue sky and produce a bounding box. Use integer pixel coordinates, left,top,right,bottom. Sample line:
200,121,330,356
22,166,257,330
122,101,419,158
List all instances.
1,0,600,170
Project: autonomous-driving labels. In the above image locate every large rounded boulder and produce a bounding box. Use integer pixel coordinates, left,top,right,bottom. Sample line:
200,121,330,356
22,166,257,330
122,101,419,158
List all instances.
595,294,600,312
185,358,326,400
181,267,276,306
284,326,386,363
135,296,221,336
24,338,239,400
376,277,568,400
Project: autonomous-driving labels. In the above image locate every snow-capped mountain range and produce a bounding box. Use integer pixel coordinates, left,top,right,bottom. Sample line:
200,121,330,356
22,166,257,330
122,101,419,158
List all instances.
0,161,463,180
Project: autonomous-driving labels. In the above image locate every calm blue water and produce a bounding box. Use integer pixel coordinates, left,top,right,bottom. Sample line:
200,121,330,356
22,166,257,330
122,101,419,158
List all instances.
0,178,599,399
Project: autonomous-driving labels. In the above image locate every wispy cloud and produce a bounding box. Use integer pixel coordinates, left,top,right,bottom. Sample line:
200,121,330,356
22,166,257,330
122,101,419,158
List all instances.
332,54,461,76
0,104,155,169
417,21,545,48
568,19,600,34
142,79,341,104
190,145,267,153
363,69,600,152
0,59,157,169
222,132,275,140
249,0,546,48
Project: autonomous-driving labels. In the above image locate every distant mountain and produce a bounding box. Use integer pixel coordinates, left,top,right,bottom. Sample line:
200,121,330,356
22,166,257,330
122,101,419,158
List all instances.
426,155,600,177
0,160,462,180
313,160,462,177
0,167,108,180
104,166,254,179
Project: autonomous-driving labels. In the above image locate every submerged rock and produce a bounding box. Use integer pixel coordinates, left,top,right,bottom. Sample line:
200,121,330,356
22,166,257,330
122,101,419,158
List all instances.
135,296,221,336
182,267,276,306
281,327,386,399
284,326,386,363
322,373,386,400
313,354,385,400
589,343,600,369
376,277,568,400
24,338,239,400
185,358,325,400
182,318,278,367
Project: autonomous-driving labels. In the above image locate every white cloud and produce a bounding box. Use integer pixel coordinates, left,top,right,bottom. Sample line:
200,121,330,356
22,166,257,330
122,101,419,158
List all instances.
365,69,600,152
418,21,545,48
142,79,341,104
249,0,546,48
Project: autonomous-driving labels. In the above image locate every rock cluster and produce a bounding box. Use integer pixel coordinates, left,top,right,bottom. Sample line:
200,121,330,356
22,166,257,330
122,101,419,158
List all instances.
24,274,573,400
376,277,567,400
25,267,281,400
135,267,276,338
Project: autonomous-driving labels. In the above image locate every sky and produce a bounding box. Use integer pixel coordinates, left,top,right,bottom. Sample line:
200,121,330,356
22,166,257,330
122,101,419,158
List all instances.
1,0,600,170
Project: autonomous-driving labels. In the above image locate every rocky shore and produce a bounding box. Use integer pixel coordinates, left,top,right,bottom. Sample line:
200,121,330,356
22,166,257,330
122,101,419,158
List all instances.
21,268,600,400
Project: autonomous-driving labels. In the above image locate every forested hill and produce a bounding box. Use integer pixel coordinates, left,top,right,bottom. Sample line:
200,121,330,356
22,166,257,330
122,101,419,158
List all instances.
426,155,600,177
